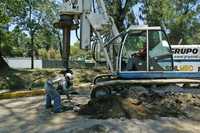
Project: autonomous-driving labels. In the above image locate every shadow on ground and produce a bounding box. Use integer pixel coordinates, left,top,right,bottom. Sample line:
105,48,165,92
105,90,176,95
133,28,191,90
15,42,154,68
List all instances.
0,95,200,133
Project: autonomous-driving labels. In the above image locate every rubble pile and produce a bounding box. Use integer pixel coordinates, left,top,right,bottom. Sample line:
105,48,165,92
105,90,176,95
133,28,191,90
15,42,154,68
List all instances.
79,87,200,119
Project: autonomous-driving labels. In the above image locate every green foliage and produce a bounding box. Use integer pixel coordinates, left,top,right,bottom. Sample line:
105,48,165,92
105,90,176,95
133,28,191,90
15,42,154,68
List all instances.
0,0,61,59
104,0,137,31
0,0,25,25
0,26,30,57
38,48,60,59
38,48,48,59
71,42,80,57
71,42,92,60
35,28,60,50
48,48,59,59
141,0,200,44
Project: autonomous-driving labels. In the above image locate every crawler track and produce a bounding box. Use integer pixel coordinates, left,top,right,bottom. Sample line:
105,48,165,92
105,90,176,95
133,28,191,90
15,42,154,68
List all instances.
91,78,200,99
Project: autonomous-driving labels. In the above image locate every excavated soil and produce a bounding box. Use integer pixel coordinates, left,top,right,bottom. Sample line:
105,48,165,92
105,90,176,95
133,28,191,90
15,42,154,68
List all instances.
79,87,200,120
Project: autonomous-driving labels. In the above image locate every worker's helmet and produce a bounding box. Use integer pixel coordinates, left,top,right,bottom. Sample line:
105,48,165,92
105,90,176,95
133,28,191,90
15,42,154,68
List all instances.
65,73,73,80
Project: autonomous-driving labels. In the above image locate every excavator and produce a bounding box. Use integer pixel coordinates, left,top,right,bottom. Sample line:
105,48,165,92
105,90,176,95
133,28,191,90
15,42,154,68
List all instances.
54,0,200,99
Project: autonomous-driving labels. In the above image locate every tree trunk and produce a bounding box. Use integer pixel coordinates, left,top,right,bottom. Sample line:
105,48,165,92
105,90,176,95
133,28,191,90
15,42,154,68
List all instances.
0,36,9,70
112,1,125,32
0,52,9,70
31,33,34,69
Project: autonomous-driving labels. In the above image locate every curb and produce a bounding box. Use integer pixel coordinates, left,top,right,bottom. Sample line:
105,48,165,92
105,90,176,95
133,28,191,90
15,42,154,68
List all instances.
0,89,46,100
0,84,91,100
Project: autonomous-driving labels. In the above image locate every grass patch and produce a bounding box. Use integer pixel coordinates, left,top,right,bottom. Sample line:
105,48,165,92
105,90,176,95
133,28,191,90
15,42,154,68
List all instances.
0,68,108,92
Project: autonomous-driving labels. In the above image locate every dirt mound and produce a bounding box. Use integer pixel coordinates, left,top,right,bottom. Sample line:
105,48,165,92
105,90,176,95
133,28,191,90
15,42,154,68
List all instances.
79,92,200,119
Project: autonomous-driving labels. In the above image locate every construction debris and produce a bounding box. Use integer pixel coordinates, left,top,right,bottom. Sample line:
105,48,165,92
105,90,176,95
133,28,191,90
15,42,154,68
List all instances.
79,86,200,120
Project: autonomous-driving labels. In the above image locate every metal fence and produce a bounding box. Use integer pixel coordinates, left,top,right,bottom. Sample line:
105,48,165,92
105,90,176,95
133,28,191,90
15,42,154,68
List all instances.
5,58,100,69
42,60,97,69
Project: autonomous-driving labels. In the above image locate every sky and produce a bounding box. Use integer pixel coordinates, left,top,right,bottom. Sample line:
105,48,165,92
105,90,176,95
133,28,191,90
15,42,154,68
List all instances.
71,30,78,45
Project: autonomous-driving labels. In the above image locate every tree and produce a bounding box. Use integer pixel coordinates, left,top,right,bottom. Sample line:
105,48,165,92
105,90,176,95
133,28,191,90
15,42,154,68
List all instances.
0,0,25,70
15,0,60,68
104,0,137,32
0,29,9,69
19,0,43,69
34,1,61,52
140,0,200,45
71,42,92,60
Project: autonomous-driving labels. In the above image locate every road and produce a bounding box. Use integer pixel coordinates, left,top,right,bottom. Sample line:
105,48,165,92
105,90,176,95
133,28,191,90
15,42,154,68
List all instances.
0,94,200,133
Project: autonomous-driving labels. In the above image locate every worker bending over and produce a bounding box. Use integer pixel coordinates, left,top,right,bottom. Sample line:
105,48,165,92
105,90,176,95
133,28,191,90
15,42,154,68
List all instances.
44,70,73,113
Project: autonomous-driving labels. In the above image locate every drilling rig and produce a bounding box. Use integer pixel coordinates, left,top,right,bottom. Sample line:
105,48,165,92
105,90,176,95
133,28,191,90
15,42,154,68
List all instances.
54,0,200,99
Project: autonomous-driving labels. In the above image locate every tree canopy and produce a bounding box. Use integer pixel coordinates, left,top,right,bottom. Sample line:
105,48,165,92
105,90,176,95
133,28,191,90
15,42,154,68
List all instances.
140,0,200,44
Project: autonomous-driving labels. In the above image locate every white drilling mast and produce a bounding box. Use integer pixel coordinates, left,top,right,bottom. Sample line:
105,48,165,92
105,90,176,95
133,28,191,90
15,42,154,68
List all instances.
57,0,121,72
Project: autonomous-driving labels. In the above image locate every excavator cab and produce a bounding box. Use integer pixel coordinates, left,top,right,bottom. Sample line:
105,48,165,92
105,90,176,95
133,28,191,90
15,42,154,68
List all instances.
119,26,173,72
112,26,199,80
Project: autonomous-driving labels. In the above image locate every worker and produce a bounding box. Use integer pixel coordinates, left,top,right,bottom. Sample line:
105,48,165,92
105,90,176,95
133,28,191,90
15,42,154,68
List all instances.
126,46,147,71
126,53,137,71
136,47,146,58
44,70,73,113
57,71,73,100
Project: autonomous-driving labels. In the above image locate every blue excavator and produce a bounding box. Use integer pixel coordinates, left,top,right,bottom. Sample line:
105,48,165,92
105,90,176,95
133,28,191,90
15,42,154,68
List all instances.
54,0,200,99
